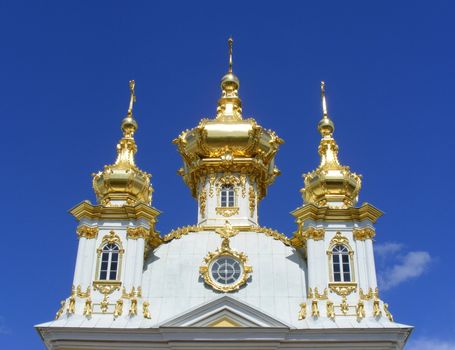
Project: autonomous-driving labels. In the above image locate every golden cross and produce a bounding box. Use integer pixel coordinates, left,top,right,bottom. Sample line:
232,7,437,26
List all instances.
128,80,136,115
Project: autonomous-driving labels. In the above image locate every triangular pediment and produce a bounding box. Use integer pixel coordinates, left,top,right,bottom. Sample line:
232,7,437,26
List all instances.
160,296,291,328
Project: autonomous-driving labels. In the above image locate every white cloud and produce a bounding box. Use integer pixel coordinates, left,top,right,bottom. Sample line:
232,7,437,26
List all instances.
375,242,403,258
407,337,455,350
379,251,431,290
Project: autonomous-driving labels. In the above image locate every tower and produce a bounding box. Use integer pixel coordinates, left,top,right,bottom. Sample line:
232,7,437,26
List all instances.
53,81,160,323
291,81,393,323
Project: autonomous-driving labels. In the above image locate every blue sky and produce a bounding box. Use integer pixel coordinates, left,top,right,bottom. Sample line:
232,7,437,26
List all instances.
0,1,453,349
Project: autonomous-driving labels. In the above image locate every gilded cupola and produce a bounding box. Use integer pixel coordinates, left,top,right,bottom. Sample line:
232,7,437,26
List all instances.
92,81,153,207
173,38,283,200
301,82,362,208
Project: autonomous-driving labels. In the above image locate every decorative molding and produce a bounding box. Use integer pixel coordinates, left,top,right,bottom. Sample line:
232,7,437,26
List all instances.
93,280,121,295
76,225,98,239
129,298,137,316
353,227,375,240
304,227,325,241
76,285,91,298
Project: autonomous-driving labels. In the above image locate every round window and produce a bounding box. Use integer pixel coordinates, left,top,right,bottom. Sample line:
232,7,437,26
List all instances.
210,256,243,286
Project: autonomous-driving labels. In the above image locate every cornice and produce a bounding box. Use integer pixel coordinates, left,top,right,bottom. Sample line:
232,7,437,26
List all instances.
291,203,383,223
70,201,160,222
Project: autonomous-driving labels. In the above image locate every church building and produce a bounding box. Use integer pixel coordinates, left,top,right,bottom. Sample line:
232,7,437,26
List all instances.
36,39,412,349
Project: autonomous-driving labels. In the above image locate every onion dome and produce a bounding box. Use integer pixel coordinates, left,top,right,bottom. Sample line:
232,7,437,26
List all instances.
301,82,362,208
92,81,153,207
173,38,283,200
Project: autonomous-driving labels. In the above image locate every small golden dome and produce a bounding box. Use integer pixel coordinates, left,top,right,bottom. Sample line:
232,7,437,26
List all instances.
301,82,361,208
92,81,153,207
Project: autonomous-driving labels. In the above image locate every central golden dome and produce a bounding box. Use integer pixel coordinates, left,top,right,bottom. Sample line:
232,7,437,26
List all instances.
173,38,283,200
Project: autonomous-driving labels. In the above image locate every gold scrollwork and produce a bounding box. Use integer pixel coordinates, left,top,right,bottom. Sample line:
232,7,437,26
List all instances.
100,295,109,313
330,231,349,246
353,227,375,240
308,287,328,300
122,286,142,299
209,174,216,197
359,287,373,300
93,280,121,295
127,226,148,240
76,225,98,239
76,285,91,298
304,227,325,241
240,174,246,197
215,207,239,217
373,299,381,317
329,282,357,297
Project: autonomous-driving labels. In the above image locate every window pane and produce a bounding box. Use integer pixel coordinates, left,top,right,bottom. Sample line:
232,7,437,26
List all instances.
109,270,117,280
342,254,349,263
334,272,341,282
111,253,118,262
343,272,351,282
99,271,107,280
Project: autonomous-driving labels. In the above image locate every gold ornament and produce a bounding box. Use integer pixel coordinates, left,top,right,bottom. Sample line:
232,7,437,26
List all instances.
83,298,92,317
311,300,320,317
143,301,151,319
373,299,381,317
199,188,207,218
55,300,65,320
356,300,365,319
298,303,306,320
114,299,123,318
129,298,138,316
326,301,335,319
384,303,394,321
249,185,255,217
100,295,109,314
76,225,98,239
353,227,375,240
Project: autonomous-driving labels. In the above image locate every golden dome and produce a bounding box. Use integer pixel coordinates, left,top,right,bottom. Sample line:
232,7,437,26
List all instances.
92,80,153,207
302,82,362,208
173,38,283,200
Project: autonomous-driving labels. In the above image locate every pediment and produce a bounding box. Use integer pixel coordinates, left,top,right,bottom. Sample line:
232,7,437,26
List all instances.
160,296,290,328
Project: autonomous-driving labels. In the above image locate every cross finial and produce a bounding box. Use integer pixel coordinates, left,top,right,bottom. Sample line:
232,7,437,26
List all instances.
228,37,233,73
321,81,328,116
128,80,136,115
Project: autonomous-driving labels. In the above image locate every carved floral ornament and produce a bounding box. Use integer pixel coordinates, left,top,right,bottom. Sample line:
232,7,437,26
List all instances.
76,225,98,239
126,226,149,240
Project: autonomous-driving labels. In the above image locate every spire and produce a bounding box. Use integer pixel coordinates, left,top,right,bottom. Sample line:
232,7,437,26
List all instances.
217,37,242,120
228,37,233,73
116,80,138,166
301,81,362,208
317,81,340,169
92,80,153,206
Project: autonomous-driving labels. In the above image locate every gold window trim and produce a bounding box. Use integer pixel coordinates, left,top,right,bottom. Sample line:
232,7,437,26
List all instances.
326,232,355,284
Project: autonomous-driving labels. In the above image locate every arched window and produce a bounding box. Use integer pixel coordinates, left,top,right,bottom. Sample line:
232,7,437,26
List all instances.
331,245,351,282
220,184,235,207
99,243,120,280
